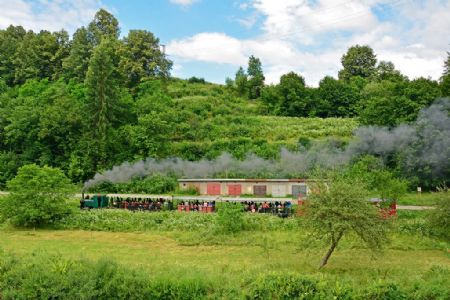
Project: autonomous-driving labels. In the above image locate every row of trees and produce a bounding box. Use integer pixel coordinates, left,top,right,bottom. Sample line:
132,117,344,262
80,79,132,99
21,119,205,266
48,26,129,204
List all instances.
230,46,449,126
0,10,175,184
0,9,171,88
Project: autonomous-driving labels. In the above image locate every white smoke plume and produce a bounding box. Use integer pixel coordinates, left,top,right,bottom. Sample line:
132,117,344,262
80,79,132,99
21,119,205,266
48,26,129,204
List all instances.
84,99,450,190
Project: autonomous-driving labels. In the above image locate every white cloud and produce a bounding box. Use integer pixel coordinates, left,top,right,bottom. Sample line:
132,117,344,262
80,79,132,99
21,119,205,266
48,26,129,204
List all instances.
251,0,380,44
169,0,198,7
167,32,247,65
0,0,103,33
168,0,450,85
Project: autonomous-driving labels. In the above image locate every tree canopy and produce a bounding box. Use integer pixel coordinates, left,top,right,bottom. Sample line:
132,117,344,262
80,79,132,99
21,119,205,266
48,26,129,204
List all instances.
304,177,389,268
0,164,74,227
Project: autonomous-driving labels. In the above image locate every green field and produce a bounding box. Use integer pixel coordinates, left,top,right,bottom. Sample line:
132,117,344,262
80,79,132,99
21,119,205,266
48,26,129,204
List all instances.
398,192,450,206
1,209,449,299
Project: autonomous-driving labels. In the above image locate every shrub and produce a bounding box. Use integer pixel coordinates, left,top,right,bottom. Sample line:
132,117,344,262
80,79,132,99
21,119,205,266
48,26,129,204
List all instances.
0,252,208,300
215,202,245,234
360,282,407,300
427,195,450,242
88,174,178,194
0,164,74,227
247,272,318,299
409,266,450,300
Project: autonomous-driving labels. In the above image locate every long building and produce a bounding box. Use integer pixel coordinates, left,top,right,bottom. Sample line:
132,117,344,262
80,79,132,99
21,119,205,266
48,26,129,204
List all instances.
177,179,309,197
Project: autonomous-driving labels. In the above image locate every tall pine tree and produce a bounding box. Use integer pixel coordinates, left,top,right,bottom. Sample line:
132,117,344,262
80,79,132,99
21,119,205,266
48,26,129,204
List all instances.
85,38,120,167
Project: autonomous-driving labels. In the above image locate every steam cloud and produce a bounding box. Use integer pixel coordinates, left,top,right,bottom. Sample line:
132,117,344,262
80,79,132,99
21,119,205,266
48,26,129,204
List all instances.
84,99,450,189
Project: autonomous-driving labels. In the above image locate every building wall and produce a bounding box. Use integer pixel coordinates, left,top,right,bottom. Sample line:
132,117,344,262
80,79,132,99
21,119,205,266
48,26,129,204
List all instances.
178,180,309,197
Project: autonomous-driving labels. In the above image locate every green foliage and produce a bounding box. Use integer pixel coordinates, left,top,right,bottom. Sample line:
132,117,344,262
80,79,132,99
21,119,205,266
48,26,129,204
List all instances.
187,76,206,84
247,272,318,299
89,174,178,194
0,251,208,300
0,25,26,85
358,77,442,126
374,61,405,82
215,202,245,234
119,30,172,89
56,209,298,232
235,66,248,96
316,76,359,117
427,195,450,242
247,55,265,99
443,51,450,77
360,282,407,300
347,157,408,204
87,8,120,46
339,45,377,81
0,164,73,227
305,177,389,268
62,27,93,82
442,74,450,97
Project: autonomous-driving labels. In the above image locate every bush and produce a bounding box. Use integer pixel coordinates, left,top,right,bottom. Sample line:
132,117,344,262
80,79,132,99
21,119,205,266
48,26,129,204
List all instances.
56,209,299,233
427,195,450,242
360,282,407,300
0,252,209,300
0,164,74,227
247,272,318,299
215,202,245,234
409,266,450,300
88,174,178,194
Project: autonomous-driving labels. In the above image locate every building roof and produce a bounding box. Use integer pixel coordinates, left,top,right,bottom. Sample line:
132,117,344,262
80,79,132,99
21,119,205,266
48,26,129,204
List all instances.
177,178,307,183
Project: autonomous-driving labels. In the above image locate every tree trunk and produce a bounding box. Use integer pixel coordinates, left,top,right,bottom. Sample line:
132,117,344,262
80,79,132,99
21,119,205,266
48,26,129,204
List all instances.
319,231,343,269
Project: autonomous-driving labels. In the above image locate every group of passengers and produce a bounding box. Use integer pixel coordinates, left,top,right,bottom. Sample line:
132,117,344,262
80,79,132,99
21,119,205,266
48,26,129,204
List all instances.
111,197,174,211
178,200,216,212
242,201,292,215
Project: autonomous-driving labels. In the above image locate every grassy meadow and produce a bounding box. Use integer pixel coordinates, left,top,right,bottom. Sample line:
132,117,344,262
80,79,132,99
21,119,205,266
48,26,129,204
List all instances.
1,207,449,299
398,191,450,206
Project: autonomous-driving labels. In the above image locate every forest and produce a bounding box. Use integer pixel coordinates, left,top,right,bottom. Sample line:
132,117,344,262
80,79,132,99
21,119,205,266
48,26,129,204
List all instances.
0,9,449,190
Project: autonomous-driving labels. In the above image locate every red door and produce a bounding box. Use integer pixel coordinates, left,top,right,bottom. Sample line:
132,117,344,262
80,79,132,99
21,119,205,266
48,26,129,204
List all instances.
207,183,221,195
228,184,242,196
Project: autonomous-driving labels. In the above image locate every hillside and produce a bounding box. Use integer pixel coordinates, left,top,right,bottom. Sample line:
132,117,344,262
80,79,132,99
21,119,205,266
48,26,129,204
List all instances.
163,79,358,159
0,77,357,186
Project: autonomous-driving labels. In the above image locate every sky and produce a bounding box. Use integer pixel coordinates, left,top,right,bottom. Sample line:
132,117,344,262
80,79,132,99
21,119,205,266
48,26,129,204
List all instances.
0,0,449,86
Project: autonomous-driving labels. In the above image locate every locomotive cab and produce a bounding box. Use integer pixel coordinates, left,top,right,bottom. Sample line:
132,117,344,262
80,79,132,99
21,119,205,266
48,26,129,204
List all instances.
81,194,109,209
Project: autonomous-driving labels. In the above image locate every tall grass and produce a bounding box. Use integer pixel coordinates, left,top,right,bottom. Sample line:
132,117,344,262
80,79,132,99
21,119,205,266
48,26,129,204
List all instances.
55,209,299,232
0,248,448,299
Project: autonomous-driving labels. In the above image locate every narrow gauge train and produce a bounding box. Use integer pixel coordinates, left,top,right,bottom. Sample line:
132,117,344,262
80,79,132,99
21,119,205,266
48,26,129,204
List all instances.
80,193,294,216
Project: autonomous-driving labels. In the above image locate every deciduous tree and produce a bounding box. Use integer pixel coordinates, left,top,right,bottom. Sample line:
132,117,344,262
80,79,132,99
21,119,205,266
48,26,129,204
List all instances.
0,164,73,227
235,66,248,96
339,45,377,81
62,27,93,82
247,55,264,99
119,30,172,89
305,178,388,268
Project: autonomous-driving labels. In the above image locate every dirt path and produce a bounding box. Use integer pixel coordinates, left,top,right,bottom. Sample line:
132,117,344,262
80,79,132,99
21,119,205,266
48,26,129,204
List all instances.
396,205,434,210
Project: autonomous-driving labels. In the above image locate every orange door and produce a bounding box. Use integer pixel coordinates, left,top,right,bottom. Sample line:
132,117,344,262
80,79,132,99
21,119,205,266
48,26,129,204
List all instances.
207,183,221,195
228,184,242,196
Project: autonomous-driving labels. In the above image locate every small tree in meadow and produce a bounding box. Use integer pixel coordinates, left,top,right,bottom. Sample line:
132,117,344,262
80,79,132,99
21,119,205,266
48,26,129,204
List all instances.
216,202,245,234
427,196,450,242
305,178,389,268
0,164,74,227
